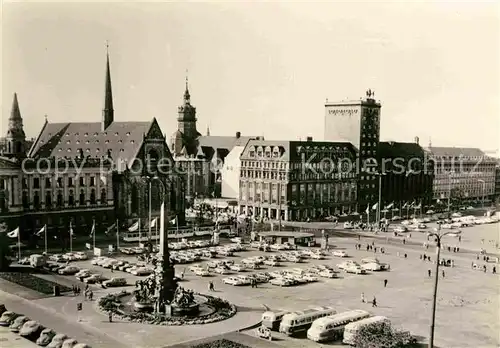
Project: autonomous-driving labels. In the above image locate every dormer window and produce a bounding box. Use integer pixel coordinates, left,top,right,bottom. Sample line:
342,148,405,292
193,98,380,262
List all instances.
75,132,79,136
84,133,88,136
126,132,131,136
93,132,98,136
85,140,90,144
130,140,135,144
95,140,99,144
58,148,62,152
105,140,109,144
86,148,91,152
103,132,107,136
67,148,71,152
65,133,70,137
66,140,71,144
76,140,80,144
118,140,123,143
115,132,119,136
96,148,100,152
120,149,124,152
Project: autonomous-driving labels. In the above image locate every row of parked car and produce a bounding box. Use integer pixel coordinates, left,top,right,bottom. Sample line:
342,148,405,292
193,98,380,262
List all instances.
91,256,153,276
0,305,90,348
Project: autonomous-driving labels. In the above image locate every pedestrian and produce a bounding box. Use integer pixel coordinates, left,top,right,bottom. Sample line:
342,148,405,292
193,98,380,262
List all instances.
423,255,427,261
209,281,214,291
428,257,431,263
383,279,388,287
374,247,377,253
493,266,496,274
403,239,406,245
89,291,93,301
404,253,407,259
372,297,377,307
471,261,474,269
483,265,487,273
381,247,385,254
366,245,370,251
456,247,459,252
420,254,422,260
448,246,451,252
361,292,365,303
110,267,114,273
108,312,113,323
458,236,461,242
428,269,431,278
442,270,445,278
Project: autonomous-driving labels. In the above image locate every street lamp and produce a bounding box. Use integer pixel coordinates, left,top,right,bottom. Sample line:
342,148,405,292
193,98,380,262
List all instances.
477,179,486,208
375,172,386,225
447,172,453,217
427,226,460,348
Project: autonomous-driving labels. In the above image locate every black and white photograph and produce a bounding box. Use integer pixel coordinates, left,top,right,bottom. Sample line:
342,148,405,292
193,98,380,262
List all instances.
0,1,498,348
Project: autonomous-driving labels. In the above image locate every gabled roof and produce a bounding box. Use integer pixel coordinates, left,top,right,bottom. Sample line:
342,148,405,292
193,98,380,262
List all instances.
426,146,485,158
198,135,257,151
379,141,424,158
28,120,154,165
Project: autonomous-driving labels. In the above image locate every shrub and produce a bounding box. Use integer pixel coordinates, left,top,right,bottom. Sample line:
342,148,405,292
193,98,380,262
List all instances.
352,321,416,348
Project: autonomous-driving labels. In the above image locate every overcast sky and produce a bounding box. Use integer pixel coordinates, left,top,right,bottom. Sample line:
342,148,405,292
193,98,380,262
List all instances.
1,1,499,151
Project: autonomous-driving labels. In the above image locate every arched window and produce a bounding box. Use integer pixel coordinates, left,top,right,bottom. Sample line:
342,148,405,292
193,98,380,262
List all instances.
150,180,162,211
90,189,96,205
79,189,85,205
34,192,40,209
100,188,106,205
45,191,52,208
147,149,159,173
131,184,139,213
57,191,63,207
69,190,74,206
0,191,6,212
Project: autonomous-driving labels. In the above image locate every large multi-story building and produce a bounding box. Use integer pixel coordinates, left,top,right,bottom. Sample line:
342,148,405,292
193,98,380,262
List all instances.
238,138,358,221
0,50,185,240
495,164,500,203
378,138,434,209
169,81,259,203
324,90,381,210
425,146,497,205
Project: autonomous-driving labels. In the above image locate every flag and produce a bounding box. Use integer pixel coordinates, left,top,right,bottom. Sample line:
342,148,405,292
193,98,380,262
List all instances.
35,226,46,237
69,222,74,236
409,201,416,208
170,217,176,224
437,199,441,204
402,202,408,209
100,175,107,186
7,227,19,238
365,206,370,214
89,222,95,237
150,218,157,228
385,202,394,209
372,203,378,210
414,203,421,209
128,221,139,232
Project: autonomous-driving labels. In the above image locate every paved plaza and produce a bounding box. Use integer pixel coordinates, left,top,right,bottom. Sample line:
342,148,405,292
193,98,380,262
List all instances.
0,221,498,348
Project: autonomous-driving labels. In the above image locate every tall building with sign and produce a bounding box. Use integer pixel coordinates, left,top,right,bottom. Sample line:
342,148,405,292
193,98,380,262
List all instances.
324,90,381,211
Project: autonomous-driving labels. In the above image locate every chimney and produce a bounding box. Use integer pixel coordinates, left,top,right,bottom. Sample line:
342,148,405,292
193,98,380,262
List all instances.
236,131,241,139
306,136,313,142
414,136,419,145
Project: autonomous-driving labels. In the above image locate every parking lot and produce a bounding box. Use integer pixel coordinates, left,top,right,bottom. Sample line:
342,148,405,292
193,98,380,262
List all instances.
31,225,497,348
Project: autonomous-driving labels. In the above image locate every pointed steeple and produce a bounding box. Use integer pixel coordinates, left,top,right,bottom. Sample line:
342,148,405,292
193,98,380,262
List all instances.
102,41,114,131
10,93,22,121
5,92,26,158
206,125,210,136
184,72,190,103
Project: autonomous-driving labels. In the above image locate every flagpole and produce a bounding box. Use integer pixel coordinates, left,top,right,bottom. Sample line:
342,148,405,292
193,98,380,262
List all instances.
176,215,179,243
17,228,21,261
44,224,48,254
69,222,73,253
116,219,120,250
138,218,141,246
155,220,158,248
92,219,96,250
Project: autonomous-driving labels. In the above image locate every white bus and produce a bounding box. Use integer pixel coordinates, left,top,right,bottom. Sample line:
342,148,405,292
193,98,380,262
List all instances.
121,225,232,242
343,316,390,346
261,310,290,331
279,306,336,336
307,309,371,342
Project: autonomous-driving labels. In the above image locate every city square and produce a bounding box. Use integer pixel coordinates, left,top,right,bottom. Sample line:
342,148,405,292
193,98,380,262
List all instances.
1,2,499,348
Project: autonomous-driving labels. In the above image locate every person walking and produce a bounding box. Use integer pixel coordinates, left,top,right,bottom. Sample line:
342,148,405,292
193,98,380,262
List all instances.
372,297,377,307
404,253,407,259
493,266,496,274
428,269,432,278
361,292,365,303
383,279,388,287
442,270,445,278
108,312,113,323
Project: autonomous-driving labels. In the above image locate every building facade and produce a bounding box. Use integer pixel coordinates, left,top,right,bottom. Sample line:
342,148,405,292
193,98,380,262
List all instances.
324,90,381,210
169,81,259,203
378,139,434,209
0,50,185,240
239,139,358,221
495,164,500,203
425,147,497,205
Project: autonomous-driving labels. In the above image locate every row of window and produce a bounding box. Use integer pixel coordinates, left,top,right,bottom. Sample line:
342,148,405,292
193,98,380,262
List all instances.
21,188,107,209
24,176,102,189
241,161,288,169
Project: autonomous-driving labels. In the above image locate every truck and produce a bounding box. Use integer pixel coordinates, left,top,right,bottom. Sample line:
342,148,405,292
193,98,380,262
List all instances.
29,254,47,268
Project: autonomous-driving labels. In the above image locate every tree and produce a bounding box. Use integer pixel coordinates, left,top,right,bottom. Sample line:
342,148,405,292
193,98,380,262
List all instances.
352,321,416,348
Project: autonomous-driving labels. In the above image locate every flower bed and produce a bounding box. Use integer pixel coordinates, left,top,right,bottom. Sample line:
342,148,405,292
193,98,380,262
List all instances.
98,291,237,326
190,339,251,348
0,272,72,295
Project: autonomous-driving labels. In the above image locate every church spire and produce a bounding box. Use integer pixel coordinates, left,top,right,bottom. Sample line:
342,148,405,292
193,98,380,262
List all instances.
102,41,114,131
10,93,22,121
184,70,190,103
5,92,26,158
206,125,210,136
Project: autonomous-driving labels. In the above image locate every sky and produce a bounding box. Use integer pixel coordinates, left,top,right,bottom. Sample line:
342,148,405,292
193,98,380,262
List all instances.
1,1,499,152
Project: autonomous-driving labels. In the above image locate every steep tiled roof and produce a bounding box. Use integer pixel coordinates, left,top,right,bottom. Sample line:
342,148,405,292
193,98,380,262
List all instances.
379,141,424,158
28,121,153,166
198,135,256,151
426,147,485,158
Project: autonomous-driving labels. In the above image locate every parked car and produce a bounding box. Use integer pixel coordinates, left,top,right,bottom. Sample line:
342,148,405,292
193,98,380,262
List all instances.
0,311,19,326
229,264,245,272
222,277,246,286
318,269,337,278
344,265,366,274
263,259,279,267
212,267,230,275
18,257,31,265
84,274,107,284
47,334,69,348
193,268,210,277
270,278,293,287
302,273,319,282
61,338,78,348
36,328,57,346
0,304,6,316
58,266,80,275
103,277,127,287
20,320,44,340
75,270,92,279
73,344,91,348
49,254,65,263
73,252,88,260
9,315,30,332
130,267,153,276
332,250,348,258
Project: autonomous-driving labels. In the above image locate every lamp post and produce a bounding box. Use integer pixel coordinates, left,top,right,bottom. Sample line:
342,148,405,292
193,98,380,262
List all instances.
375,172,385,226
447,172,453,217
477,179,485,208
428,226,460,348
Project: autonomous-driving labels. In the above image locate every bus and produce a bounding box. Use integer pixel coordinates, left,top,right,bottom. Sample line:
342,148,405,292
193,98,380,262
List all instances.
261,310,290,331
342,316,390,346
279,306,336,336
306,309,371,342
